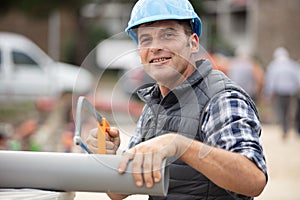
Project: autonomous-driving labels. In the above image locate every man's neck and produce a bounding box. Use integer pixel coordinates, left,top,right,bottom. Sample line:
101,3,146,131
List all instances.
158,66,196,97
159,85,171,97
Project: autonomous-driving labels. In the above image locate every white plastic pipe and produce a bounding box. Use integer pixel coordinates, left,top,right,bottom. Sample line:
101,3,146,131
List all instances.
0,151,169,196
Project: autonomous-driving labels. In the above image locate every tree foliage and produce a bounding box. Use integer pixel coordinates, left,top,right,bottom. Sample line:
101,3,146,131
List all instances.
0,0,89,18
190,0,205,15
0,0,204,18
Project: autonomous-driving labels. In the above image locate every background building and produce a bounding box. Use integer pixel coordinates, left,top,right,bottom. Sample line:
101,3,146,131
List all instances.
203,0,300,65
0,0,299,67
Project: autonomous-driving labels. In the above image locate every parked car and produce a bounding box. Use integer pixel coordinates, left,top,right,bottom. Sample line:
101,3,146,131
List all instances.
0,32,94,102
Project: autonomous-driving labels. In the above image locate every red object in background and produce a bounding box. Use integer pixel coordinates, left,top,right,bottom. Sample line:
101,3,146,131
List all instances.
36,97,57,111
16,119,37,138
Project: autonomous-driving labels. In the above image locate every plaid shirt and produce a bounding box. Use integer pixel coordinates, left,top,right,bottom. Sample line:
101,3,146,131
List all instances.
201,90,267,177
129,89,267,178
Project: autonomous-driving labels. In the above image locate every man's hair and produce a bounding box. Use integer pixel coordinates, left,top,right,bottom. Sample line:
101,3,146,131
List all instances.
178,20,193,37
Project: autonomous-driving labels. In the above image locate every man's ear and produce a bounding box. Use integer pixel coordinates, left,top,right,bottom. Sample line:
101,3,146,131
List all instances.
189,33,199,53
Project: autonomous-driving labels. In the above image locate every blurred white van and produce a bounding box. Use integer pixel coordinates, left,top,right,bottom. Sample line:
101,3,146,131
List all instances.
0,32,94,102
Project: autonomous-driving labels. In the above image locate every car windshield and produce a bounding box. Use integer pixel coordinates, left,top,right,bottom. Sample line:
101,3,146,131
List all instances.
23,42,53,66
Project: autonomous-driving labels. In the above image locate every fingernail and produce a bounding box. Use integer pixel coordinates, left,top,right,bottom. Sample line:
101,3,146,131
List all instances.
146,182,153,188
154,177,160,182
136,181,143,187
118,168,123,174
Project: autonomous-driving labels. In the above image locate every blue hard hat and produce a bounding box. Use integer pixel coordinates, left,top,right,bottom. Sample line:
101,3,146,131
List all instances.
125,0,202,44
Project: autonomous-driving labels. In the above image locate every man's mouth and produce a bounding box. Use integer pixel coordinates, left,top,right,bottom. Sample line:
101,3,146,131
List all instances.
150,57,171,63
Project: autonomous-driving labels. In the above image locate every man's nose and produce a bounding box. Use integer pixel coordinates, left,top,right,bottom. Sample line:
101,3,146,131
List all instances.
149,38,163,53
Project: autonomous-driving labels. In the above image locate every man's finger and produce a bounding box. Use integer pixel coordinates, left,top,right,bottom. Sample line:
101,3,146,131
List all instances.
105,132,112,141
118,149,135,174
106,141,115,150
143,152,154,188
108,127,121,147
86,133,98,148
89,128,98,137
132,151,144,187
108,127,119,138
152,152,163,183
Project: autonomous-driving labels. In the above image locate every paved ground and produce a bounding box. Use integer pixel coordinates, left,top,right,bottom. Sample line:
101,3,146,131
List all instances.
74,124,300,200
256,124,300,200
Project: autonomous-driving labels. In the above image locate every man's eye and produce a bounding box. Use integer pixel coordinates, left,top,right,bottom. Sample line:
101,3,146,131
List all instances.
162,33,175,39
140,37,151,42
140,37,151,45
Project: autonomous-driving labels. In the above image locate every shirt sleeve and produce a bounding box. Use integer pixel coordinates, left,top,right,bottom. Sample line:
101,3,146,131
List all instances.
201,91,268,177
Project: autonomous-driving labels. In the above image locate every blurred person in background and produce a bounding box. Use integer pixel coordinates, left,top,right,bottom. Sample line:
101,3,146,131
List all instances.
14,119,40,151
0,131,9,150
228,46,264,103
296,60,300,137
0,123,14,150
264,47,300,139
210,51,230,75
87,0,267,199
198,48,231,75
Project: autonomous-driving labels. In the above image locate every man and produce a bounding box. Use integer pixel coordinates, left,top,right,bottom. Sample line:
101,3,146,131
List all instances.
264,47,300,139
227,46,264,103
87,0,267,199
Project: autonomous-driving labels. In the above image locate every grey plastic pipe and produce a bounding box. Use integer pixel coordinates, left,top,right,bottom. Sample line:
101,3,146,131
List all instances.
0,151,169,196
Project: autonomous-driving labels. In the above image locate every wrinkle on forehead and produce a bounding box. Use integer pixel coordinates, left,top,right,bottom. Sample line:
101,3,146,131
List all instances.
137,20,184,33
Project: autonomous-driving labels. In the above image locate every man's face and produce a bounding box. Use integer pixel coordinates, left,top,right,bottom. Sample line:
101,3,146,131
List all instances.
137,20,199,89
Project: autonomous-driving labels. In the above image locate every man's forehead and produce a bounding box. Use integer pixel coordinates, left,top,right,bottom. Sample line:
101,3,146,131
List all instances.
137,20,183,34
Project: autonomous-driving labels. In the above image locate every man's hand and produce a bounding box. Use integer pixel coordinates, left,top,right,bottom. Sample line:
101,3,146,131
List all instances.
86,127,121,154
118,133,184,188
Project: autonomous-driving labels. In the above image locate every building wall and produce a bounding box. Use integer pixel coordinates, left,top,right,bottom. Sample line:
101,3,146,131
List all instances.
0,8,78,62
0,9,49,52
1,1,299,67
204,0,300,67
254,0,300,65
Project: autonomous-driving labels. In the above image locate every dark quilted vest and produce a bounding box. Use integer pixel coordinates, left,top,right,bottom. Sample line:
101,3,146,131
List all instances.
136,60,257,200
